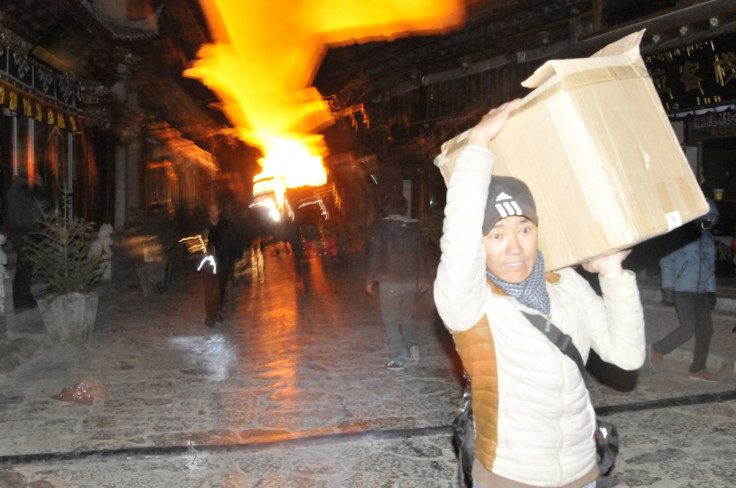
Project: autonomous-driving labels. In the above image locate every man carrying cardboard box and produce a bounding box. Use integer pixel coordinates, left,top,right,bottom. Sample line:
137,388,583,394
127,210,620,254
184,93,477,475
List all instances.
434,100,646,487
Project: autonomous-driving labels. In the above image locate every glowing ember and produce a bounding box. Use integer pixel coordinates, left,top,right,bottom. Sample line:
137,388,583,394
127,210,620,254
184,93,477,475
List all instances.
188,0,465,193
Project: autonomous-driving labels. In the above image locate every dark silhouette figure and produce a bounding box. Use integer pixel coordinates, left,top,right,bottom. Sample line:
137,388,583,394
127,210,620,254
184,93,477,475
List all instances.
203,203,241,326
7,173,50,310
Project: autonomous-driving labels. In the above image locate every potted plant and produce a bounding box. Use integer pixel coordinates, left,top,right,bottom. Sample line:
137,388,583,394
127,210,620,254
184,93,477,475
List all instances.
24,190,103,346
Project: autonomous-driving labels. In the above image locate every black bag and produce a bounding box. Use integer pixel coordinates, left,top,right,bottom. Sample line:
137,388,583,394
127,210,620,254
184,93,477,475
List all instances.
595,418,619,476
452,386,474,486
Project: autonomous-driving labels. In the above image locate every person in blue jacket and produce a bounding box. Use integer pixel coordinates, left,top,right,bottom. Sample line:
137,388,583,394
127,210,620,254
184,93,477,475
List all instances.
649,199,719,381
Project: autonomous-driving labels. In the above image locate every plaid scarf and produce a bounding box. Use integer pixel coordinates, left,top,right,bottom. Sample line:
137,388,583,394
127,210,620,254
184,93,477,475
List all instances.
486,250,550,316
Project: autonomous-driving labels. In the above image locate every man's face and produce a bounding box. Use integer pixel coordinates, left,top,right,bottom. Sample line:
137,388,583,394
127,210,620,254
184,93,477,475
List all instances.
208,205,220,224
483,216,538,284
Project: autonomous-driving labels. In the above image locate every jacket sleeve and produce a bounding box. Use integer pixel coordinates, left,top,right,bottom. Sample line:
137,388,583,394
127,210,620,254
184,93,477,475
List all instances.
659,248,676,290
413,226,430,282
434,146,495,332
702,233,717,293
581,271,646,370
365,223,382,285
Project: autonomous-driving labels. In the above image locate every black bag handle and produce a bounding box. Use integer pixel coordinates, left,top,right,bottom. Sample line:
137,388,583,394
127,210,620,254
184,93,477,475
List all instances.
523,312,620,477
522,312,586,378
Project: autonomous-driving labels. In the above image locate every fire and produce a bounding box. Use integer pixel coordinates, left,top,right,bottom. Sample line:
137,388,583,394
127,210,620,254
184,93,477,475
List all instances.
187,0,465,193
258,134,328,189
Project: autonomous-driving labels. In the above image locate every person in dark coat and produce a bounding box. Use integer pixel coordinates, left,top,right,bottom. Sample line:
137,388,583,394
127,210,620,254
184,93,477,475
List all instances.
7,172,50,310
365,193,430,370
203,202,241,326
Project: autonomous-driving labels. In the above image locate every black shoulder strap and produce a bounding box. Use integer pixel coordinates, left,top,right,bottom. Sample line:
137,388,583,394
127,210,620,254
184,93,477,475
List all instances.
522,312,586,378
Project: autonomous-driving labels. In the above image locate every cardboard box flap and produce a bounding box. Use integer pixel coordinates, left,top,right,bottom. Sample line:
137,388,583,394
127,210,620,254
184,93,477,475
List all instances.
434,127,471,185
591,29,645,58
521,30,646,89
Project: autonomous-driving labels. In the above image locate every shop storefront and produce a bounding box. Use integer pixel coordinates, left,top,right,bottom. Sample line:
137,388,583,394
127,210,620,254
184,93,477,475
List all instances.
0,42,89,227
645,30,736,275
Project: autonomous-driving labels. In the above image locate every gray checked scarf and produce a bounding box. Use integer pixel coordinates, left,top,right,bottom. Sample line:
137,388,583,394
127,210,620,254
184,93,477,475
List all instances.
486,250,550,316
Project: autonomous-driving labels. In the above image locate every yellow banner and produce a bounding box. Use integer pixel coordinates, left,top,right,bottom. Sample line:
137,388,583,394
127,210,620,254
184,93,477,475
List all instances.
0,78,83,134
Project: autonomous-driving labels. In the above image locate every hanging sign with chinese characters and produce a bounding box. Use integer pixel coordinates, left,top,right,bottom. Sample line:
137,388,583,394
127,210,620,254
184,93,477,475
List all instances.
687,106,736,141
645,32,736,113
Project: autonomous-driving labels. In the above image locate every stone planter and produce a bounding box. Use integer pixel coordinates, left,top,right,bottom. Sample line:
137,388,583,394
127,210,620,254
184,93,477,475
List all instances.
37,292,99,346
136,261,170,296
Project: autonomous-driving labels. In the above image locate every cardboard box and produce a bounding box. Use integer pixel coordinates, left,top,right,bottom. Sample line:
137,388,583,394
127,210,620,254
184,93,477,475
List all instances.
434,30,708,271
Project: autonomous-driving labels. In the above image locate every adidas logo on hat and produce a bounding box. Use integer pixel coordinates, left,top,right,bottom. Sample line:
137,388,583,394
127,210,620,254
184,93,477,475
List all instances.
494,191,523,219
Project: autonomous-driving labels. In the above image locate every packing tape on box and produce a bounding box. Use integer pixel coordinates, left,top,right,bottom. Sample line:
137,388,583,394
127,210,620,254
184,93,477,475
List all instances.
433,65,651,187
515,64,651,117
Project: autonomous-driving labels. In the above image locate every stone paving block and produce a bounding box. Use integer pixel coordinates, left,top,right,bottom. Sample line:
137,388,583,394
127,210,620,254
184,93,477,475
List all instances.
0,250,735,487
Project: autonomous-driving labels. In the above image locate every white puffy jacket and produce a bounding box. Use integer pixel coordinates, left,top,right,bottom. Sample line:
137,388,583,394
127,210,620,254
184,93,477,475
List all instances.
434,145,646,487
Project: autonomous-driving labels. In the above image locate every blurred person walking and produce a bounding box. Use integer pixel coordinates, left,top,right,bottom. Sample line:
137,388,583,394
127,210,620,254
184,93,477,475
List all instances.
649,199,720,381
203,202,241,327
366,193,430,370
7,170,50,311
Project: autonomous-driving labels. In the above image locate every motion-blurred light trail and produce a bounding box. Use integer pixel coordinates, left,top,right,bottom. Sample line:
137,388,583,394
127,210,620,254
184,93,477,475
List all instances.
187,0,465,191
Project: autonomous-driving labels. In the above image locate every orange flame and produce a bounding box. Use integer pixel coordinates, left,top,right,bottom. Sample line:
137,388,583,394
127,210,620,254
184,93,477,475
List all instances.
187,0,465,192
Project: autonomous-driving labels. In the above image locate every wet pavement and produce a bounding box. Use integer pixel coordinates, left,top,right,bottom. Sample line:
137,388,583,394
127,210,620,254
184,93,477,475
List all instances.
0,246,735,488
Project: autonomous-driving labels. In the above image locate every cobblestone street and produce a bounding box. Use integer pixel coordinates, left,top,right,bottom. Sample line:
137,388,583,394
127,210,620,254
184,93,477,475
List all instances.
0,246,735,487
